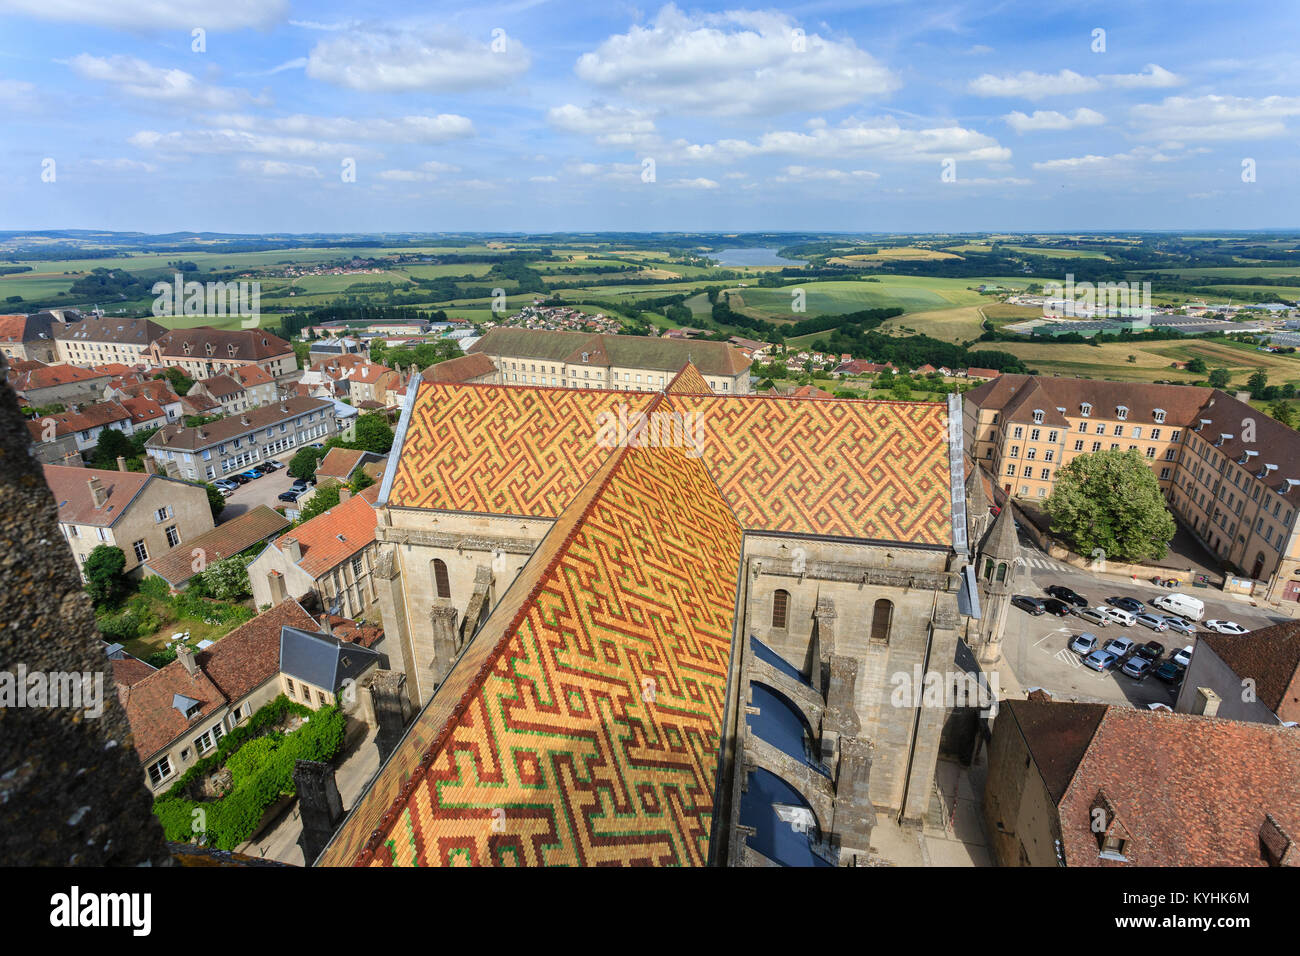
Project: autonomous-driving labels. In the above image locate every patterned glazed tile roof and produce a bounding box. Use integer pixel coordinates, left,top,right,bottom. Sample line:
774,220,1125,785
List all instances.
385,383,657,517
664,361,712,395
670,394,953,545
321,430,745,867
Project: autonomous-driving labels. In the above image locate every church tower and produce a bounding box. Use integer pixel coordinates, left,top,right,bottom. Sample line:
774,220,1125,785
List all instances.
970,490,1019,664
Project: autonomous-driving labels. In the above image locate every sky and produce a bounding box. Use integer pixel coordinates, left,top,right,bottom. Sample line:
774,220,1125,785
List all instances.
0,0,1298,234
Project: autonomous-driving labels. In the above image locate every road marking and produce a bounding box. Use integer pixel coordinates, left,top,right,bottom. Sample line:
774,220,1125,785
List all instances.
1055,648,1082,668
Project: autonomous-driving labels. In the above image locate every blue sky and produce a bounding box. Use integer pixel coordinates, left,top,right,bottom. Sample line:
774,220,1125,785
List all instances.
1,0,1297,233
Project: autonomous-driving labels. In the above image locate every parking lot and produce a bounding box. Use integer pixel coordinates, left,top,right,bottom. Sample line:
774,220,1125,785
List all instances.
1000,533,1283,708
217,463,302,521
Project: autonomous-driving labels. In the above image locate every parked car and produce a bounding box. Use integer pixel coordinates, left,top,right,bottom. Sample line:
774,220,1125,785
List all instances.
1106,596,1145,615
1042,598,1073,617
1103,636,1135,660
1204,620,1248,635
213,478,238,492
277,490,303,503
1069,632,1100,656
1120,656,1152,681
1078,607,1110,627
291,477,312,491
1135,613,1168,632
1082,649,1120,672
1098,606,1137,627
1046,585,1088,608
264,459,285,471
1154,660,1185,684
238,469,261,482
228,473,251,485
1173,645,1194,668
1133,641,1165,664
1011,595,1046,615
1162,616,1195,637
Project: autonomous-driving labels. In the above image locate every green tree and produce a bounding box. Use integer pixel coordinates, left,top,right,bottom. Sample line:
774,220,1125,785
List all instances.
194,555,251,601
353,412,394,454
288,446,326,479
889,376,913,400
1186,357,1207,374
349,469,375,493
154,367,193,396
1208,368,1231,389
296,483,341,524
83,545,128,606
195,482,225,522
1045,449,1176,563
1247,370,1269,396
90,429,136,470
1270,401,1297,429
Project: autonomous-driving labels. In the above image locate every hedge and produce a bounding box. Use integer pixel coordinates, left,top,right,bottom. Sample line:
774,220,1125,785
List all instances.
154,695,347,850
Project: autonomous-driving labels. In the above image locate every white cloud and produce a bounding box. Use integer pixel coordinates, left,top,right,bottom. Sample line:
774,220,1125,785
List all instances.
84,157,158,173
378,161,462,182
1130,94,1300,142
666,177,719,189
574,4,897,116
305,27,530,92
1004,108,1106,132
1032,146,1175,172
208,112,474,144
236,159,322,179
130,128,352,158
969,64,1181,99
547,104,656,146
0,0,285,29
774,165,880,182
67,54,260,109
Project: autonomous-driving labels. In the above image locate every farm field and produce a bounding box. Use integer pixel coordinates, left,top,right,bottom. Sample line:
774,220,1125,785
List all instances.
997,338,1300,387
730,276,991,322
878,306,987,343
828,246,963,264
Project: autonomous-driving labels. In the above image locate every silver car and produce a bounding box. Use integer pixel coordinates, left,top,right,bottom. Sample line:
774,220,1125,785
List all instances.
1162,616,1194,637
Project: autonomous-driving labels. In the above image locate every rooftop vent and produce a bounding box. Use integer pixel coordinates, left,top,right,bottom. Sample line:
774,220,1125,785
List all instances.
1216,433,1233,447
1259,463,1279,480
1196,418,1212,431
1239,450,1259,465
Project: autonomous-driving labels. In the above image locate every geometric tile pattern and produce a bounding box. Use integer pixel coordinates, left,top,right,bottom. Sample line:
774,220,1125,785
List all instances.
355,436,744,866
669,394,953,545
386,384,656,517
665,361,713,395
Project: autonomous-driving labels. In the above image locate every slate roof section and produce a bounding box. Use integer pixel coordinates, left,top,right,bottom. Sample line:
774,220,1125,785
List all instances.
143,505,290,585
153,327,292,360
1200,623,1300,721
470,327,752,377
279,626,382,692
53,315,165,346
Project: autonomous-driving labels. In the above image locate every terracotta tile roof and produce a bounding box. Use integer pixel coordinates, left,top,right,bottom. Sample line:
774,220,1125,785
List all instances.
43,464,152,526
198,374,243,398
143,505,290,585
110,656,157,687
322,420,745,867
274,492,377,578
199,599,318,703
154,327,292,360
119,660,227,760
963,367,1001,380
1189,389,1300,494
1010,699,1300,866
0,313,27,343
665,361,712,395
118,395,166,425
232,364,274,387
966,374,1213,428
419,352,496,383
10,362,111,392
319,615,384,648
1002,698,1107,802
315,447,365,480
1200,623,1300,721
386,383,658,517
670,394,954,545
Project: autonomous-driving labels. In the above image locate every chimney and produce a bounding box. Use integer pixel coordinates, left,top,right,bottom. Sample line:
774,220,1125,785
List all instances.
1194,686,1221,718
142,456,157,475
284,538,302,563
177,644,198,676
116,455,128,472
88,476,107,509
339,488,352,504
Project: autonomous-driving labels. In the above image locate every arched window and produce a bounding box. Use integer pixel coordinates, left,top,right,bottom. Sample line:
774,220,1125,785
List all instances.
870,599,893,644
983,558,995,581
772,589,790,629
432,559,451,599
995,562,1008,583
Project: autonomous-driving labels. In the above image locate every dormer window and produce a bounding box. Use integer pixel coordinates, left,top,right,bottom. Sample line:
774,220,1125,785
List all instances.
1153,408,1166,424
1033,409,1044,424
1080,402,1092,417
205,343,214,356
1116,405,1129,421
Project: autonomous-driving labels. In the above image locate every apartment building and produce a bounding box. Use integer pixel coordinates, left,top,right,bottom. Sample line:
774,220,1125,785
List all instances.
186,364,278,416
965,374,1300,598
468,327,753,394
44,464,214,575
144,396,337,481
149,327,297,381
26,398,164,455
53,315,165,367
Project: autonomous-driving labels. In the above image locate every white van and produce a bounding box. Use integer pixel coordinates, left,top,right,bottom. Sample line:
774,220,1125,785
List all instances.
1152,593,1204,622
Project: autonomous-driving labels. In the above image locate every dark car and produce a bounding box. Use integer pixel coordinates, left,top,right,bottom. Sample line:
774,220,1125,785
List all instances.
291,478,312,491
1106,596,1145,615
277,490,303,503
250,464,274,476
1011,595,1046,615
263,459,285,471
1154,660,1185,684
1041,598,1073,617
228,473,251,485
1046,585,1088,607
1133,641,1165,664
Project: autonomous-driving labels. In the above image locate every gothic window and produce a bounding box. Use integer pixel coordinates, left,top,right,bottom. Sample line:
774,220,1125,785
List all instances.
772,589,790,629
432,559,451,599
995,562,1008,583
870,599,893,644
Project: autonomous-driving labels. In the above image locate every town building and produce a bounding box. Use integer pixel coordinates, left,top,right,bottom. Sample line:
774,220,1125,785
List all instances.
1174,621,1300,725
964,374,1300,598
248,487,380,619
9,362,113,407
418,352,497,385
469,327,753,394
983,697,1300,866
185,364,278,416
103,377,184,423
44,463,214,576
313,447,385,485
54,315,165,368
0,312,59,363
149,327,297,382
314,366,984,867
144,396,337,482
26,399,160,456
142,504,290,590
278,623,384,711
307,337,366,362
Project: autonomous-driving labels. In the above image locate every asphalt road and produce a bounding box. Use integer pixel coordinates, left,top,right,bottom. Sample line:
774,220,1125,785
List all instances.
217,464,299,520
999,532,1285,708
